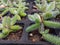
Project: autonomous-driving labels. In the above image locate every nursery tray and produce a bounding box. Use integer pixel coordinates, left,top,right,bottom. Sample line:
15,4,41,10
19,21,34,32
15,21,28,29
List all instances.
0,17,54,45
0,0,59,45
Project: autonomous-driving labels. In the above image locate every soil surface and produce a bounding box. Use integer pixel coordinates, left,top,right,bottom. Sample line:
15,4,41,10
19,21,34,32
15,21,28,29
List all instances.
3,30,23,40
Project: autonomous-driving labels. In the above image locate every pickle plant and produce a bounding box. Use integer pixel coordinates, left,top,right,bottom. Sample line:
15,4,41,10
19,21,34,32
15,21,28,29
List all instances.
36,0,60,19
0,15,22,38
0,0,27,19
26,0,60,45
9,0,27,17
26,13,60,45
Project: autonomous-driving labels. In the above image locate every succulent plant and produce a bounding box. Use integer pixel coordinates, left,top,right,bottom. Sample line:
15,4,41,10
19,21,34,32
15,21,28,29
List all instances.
9,0,28,16
40,29,60,45
26,13,60,32
0,15,22,38
26,13,60,45
0,0,27,19
36,0,60,19
55,0,60,10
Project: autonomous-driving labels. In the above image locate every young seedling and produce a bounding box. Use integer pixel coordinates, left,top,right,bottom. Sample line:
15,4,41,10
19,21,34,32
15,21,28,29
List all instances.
9,0,28,17
26,13,60,45
0,0,27,19
0,15,22,38
40,29,60,45
35,0,60,19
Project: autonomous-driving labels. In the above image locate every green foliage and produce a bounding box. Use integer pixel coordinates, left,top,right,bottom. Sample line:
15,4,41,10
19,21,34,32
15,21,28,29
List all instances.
0,15,22,38
0,0,27,18
36,0,60,19
28,13,40,22
2,16,11,27
10,25,22,32
9,0,27,17
0,33,6,38
40,29,60,45
56,2,60,10
44,21,60,28
26,1,60,45
26,12,60,45
26,13,41,32
11,15,21,25
26,23,40,32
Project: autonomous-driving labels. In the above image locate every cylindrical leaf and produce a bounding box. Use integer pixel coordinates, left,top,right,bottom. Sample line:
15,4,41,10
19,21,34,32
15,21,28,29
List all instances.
26,23,40,32
10,25,22,32
44,21,60,28
42,34,60,45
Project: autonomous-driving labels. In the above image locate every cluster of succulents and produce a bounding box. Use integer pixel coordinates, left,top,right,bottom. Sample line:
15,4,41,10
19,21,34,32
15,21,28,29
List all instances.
0,15,22,38
0,0,60,45
26,0,60,45
0,0,27,38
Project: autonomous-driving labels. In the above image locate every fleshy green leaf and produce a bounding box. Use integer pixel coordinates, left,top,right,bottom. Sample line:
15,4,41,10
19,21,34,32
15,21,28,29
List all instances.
2,16,11,27
10,25,22,32
44,21,60,28
2,28,9,35
40,29,49,34
0,33,9,38
51,10,60,17
26,23,40,32
0,24,3,30
28,13,40,22
46,1,55,11
19,11,26,17
28,15,35,21
1,9,8,16
42,12,52,19
42,33,60,45
11,15,21,25
9,8,17,14
0,33,5,38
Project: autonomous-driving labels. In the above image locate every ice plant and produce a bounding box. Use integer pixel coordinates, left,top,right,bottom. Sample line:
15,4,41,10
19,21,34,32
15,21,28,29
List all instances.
0,15,22,38
26,0,60,44
40,30,60,45
26,13,60,45
0,0,27,19
9,0,28,17
35,0,60,19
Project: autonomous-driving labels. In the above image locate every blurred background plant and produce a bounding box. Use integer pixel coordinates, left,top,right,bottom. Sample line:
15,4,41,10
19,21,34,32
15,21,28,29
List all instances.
0,0,28,19
36,0,60,19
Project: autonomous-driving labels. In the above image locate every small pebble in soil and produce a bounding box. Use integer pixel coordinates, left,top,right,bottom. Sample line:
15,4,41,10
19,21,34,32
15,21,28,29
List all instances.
29,33,33,36
30,35,40,42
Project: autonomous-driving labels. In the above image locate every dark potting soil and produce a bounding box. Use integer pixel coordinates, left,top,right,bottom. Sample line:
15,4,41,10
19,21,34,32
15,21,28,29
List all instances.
3,30,23,40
